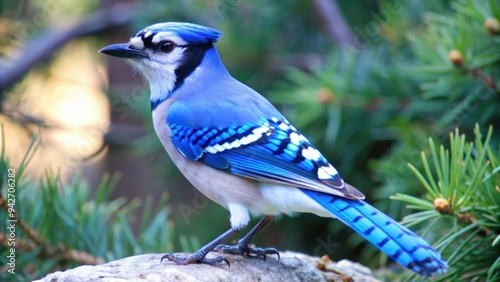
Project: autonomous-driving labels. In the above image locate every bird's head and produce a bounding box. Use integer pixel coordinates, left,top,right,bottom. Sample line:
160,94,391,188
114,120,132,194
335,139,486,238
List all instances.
100,22,222,96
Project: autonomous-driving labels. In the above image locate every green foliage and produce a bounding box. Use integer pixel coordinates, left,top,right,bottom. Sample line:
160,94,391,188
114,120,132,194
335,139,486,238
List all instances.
392,124,500,281
408,0,500,129
0,132,171,281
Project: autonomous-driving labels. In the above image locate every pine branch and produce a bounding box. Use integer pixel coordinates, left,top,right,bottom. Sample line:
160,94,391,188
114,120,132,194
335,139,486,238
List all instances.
392,124,500,281
449,50,498,91
468,69,498,91
0,195,105,265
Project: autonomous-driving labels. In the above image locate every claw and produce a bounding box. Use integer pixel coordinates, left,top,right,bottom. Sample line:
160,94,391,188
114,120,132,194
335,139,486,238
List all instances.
222,257,231,268
266,247,280,261
160,253,174,263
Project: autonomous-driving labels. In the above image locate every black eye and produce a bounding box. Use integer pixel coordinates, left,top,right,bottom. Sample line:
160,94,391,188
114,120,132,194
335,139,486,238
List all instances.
160,40,175,53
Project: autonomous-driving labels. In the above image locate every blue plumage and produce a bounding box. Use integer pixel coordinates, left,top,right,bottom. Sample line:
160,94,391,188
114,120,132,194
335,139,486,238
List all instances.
100,21,448,277
169,117,361,198
136,22,222,44
303,189,448,276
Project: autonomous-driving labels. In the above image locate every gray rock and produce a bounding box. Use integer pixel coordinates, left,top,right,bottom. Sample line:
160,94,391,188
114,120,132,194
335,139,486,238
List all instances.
35,251,380,282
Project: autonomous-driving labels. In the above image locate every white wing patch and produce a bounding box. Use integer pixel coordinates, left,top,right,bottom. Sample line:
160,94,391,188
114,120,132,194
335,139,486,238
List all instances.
289,132,302,145
301,147,322,160
278,122,290,131
204,124,272,154
276,119,340,181
317,164,339,179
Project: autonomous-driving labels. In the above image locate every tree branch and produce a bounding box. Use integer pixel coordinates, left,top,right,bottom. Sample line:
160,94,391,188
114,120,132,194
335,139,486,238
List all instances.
312,0,357,48
0,3,136,92
0,196,105,265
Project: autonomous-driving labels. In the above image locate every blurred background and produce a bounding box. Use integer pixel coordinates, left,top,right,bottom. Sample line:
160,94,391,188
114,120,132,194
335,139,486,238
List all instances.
0,0,499,281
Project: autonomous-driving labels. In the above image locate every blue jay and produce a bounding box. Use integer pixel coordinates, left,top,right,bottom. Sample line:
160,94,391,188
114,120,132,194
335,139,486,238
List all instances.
100,22,448,276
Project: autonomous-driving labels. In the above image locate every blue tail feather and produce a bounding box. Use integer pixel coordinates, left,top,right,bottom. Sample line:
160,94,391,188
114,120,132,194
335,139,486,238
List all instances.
301,189,448,277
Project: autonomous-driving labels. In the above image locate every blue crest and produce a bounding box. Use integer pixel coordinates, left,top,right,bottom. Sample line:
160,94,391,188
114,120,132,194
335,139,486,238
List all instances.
137,22,222,44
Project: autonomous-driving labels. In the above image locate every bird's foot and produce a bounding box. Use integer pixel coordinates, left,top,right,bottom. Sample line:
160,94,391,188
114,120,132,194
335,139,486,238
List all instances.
215,243,280,261
161,253,230,267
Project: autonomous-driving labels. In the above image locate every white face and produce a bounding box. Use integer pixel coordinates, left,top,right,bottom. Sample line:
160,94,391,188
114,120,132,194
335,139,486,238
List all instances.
127,31,188,99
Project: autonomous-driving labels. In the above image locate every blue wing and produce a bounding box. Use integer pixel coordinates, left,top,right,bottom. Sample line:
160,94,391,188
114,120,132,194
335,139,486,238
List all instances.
169,117,364,199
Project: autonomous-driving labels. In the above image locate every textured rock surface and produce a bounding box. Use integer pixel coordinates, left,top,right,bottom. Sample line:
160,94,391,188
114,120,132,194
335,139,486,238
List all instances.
36,251,380,282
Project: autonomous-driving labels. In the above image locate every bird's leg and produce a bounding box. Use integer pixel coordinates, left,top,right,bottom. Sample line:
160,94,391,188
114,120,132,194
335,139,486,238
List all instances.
215,215,279,261
162,227,239,267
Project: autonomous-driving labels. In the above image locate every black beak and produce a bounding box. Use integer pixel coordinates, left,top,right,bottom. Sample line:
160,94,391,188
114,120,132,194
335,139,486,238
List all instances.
99,43,147,59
